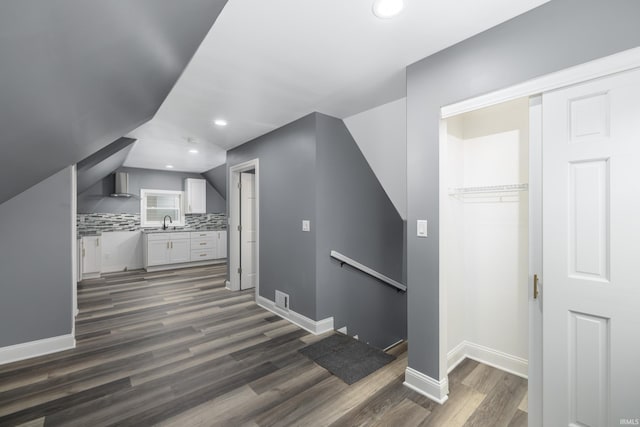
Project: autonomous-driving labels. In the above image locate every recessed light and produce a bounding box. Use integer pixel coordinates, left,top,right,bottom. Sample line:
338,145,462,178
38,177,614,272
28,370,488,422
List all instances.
372,0,404,18
214,119,228,127
188,149,199,154
165,164,174,169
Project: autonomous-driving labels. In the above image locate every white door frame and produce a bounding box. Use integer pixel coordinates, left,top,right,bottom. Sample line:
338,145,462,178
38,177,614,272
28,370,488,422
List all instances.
228,158,260,298
438,46,640,423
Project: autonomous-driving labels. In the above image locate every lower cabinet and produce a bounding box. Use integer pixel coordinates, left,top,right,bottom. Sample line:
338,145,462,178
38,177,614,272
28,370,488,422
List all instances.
144,232,190,267
143,230,227,271
82,235,102,279
216,231,227,259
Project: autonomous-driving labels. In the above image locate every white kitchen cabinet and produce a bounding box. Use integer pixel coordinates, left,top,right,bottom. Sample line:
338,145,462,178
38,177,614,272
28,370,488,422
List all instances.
190,231,216,261
82,235,102,279
216,231,227,259
144,232,191,268
185,178,207,214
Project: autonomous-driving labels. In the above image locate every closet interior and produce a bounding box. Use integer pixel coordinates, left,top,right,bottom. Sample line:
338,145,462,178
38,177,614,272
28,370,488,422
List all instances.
442,97,530,378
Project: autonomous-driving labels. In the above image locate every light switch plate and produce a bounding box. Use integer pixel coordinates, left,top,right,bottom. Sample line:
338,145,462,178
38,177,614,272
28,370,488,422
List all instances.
417,220,428,237
302,220,311,232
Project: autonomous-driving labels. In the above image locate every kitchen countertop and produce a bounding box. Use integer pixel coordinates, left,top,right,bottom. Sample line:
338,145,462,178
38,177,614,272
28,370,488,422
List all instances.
78,227,226,238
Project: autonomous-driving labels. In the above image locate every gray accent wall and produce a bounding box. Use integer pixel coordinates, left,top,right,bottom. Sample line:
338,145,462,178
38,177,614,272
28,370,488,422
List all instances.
77,167,225,214
227,115,318,319
406,0,640,379
0,0,227,205
0,167,73,347
202,164,227,199
315,114,406,348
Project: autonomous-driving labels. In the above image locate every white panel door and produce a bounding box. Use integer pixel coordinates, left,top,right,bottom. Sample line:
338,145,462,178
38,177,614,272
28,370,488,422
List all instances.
240,172,256,289
543,69,640,426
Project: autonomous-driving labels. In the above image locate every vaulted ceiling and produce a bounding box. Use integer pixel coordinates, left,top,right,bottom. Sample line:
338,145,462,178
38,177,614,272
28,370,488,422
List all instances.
126,0,549,173
0,0,227,204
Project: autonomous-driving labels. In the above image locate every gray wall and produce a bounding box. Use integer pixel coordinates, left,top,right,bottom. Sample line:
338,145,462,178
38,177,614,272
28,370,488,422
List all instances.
77,167,226,214
315,114,406,349
406,0,640,379
0,167,73,347
202,164,227,199
0,0,227,205
227,114,318,319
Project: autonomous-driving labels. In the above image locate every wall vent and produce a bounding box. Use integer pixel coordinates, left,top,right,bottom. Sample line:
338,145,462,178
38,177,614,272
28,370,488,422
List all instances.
275,290,289,311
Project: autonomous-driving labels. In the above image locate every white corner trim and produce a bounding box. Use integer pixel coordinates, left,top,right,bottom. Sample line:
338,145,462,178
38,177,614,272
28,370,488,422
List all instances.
441,46,640,118
447,340,528,379
0,334,76,366
256,295,334,335
403,367,449,404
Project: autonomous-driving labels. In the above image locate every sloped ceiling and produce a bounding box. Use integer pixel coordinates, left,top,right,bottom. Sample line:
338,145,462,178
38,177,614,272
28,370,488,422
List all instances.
0,0,227,205
76,137,136,194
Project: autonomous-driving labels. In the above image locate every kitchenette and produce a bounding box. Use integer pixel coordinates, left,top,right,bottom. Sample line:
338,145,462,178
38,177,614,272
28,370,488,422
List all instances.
77,169,227,280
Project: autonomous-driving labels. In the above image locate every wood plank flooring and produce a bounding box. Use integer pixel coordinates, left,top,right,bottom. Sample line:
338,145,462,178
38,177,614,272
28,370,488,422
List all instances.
0,265,528,426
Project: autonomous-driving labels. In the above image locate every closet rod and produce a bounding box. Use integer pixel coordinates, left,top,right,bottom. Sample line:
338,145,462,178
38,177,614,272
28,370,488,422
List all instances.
448,183,528,196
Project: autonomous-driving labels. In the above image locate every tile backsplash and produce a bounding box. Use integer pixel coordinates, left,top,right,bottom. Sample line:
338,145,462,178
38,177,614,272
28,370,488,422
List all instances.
77,213,227,235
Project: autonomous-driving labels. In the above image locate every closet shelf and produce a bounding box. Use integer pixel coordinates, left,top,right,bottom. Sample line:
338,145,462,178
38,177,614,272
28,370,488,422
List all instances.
448,183,528,198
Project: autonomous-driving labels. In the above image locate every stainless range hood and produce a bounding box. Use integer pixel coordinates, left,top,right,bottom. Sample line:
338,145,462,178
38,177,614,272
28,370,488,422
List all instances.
110,172,132,198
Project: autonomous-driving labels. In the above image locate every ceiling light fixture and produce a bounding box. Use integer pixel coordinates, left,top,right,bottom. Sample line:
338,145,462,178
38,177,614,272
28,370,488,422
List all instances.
188,149,199,154
372,0,404,19
165,164,174,169
214,119,228,127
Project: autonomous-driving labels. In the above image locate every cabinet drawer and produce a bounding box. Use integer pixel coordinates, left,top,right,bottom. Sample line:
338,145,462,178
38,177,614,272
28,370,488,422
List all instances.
191,238,215,250
191,231,215,239
191,249,215,261
147,232,190,241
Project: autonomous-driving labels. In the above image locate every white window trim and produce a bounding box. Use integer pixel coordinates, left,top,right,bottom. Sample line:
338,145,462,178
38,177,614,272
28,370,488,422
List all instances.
140,188,185,228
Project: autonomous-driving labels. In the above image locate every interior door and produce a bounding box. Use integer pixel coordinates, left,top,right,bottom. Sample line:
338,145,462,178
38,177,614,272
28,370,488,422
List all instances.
240,172,257,289
542,68,640,426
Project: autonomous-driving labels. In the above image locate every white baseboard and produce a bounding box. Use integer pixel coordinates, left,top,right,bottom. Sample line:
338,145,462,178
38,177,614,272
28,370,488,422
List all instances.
403,367,449,404
225,280,232,290
256,296,334,335
447,340,528,379
0,334,76,366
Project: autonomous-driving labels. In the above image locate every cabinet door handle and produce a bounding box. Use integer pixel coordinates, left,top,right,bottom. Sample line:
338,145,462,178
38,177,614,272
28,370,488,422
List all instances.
96,239,99,247
200,242,206,245
533,274,540,299
171,242,173,249
167,242,169,249
200,253,206,257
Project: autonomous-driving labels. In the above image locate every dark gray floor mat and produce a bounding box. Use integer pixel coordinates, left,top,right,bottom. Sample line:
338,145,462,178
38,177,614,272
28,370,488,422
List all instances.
299,334,396,385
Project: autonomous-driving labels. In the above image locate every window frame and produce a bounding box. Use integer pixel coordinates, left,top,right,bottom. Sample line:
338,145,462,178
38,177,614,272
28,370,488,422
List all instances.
140,189,185,228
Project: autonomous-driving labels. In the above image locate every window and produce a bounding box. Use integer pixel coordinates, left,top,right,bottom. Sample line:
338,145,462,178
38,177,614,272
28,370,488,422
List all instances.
140,189,185,228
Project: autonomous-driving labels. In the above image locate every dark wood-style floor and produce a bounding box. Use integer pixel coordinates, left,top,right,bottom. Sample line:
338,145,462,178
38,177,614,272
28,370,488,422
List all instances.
0,265,528,426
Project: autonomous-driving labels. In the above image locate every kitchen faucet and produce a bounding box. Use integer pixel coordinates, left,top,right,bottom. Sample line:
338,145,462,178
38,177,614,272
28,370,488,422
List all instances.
162,215,173,230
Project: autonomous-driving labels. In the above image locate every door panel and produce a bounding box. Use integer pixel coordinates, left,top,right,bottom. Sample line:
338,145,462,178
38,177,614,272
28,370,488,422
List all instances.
240,172,256,289
543,68,640,426
170,239,191,264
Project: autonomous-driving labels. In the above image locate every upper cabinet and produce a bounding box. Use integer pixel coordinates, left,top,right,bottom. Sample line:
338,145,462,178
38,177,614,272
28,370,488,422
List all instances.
185,178,207,214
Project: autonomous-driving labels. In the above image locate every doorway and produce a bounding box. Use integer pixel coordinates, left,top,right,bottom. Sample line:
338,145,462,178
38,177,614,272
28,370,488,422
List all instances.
440,96,531,378
438,48,640,426
229,159,260,294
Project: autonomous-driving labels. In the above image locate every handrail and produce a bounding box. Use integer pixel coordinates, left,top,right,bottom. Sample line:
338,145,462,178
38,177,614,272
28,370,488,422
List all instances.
330,250,407,292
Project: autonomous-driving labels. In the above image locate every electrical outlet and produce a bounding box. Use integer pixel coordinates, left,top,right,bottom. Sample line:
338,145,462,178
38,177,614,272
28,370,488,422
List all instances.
275,290,289,311
302,220,310,232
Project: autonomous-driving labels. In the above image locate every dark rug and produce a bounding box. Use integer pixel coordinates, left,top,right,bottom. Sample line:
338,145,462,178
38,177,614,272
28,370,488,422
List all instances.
299,334,396,385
